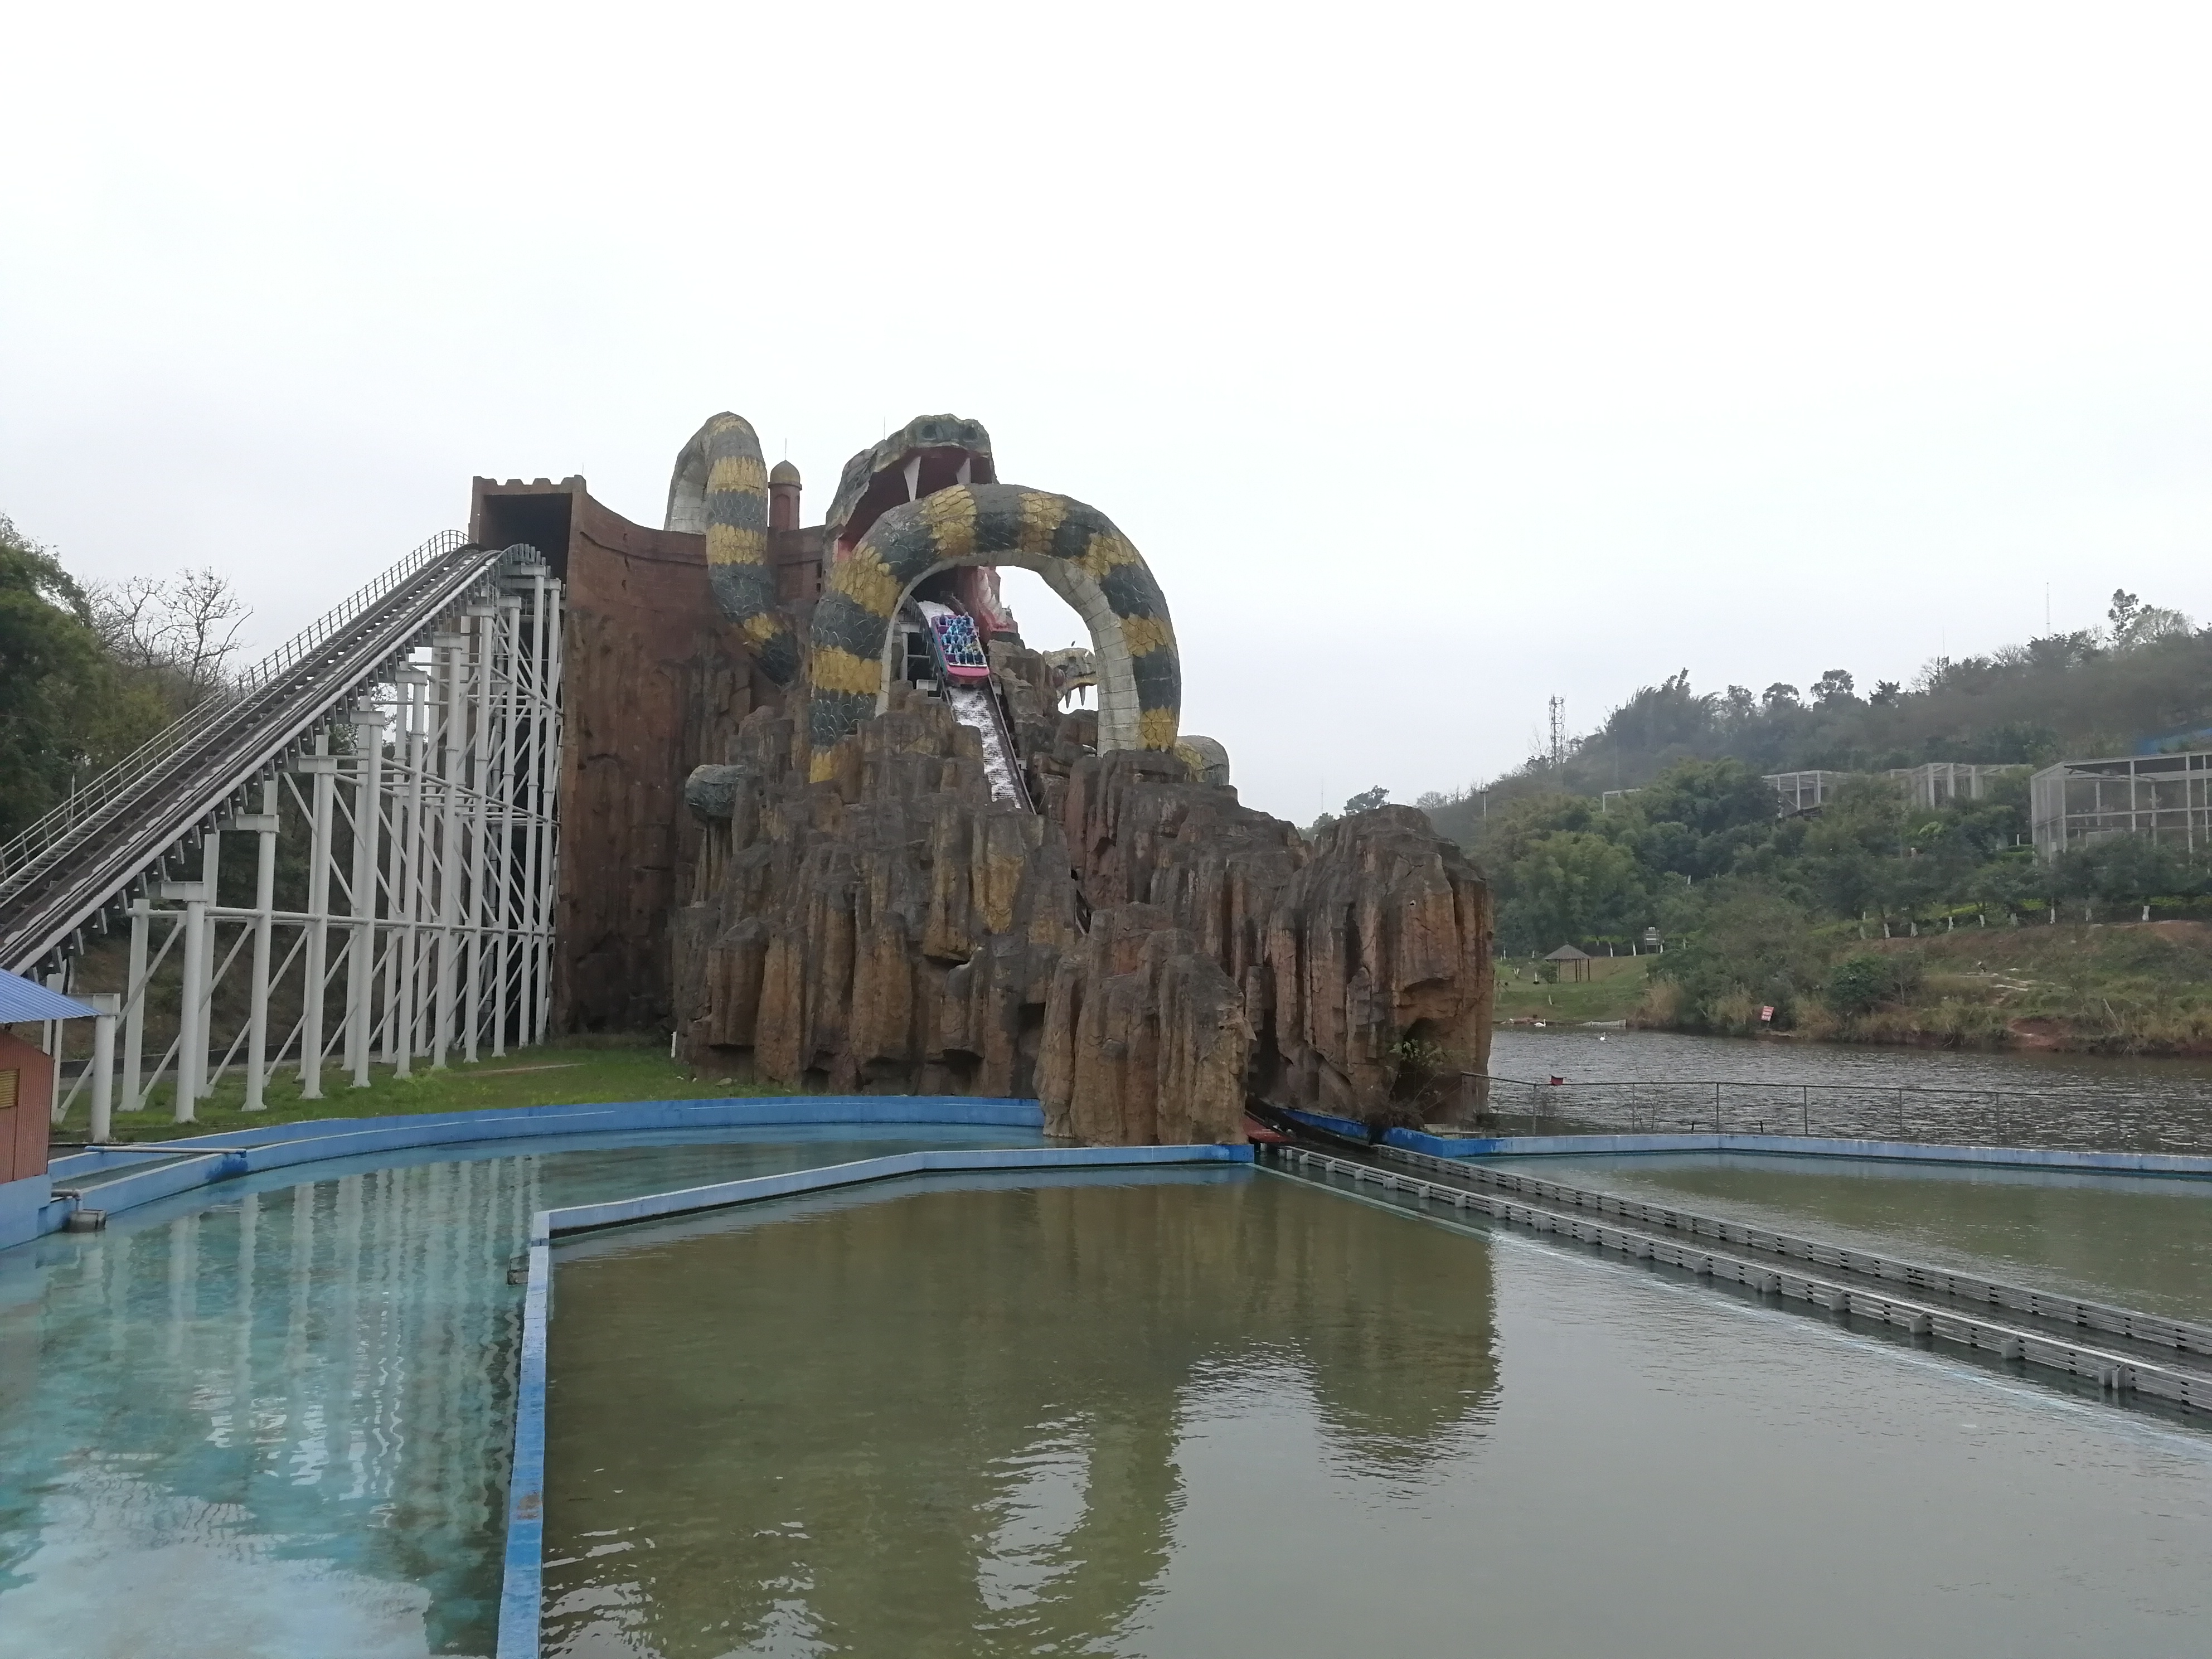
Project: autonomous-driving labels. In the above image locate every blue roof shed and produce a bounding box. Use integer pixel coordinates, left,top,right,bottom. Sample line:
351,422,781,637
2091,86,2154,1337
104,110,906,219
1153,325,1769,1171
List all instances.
0,969,98,1023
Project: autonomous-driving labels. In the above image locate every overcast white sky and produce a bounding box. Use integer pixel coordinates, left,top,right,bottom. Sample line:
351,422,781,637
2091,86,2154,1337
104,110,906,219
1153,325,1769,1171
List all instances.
6,2,2210,823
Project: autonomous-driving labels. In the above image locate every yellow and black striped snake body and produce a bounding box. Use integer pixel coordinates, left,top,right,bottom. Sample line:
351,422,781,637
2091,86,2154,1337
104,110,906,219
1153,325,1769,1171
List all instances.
673,414,1180,779
807,484,1177,779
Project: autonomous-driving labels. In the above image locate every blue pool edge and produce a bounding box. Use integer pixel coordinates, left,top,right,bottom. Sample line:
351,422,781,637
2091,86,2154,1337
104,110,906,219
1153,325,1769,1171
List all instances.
7,1094,1049,1249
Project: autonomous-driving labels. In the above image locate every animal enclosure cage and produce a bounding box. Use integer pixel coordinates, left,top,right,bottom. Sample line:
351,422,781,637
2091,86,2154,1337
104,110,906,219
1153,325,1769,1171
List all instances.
2030,750,2212,861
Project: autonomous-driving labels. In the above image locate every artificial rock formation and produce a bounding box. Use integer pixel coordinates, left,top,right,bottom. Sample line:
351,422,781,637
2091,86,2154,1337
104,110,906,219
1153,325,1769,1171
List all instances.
465,411,1494,1129
671,688,1492,1144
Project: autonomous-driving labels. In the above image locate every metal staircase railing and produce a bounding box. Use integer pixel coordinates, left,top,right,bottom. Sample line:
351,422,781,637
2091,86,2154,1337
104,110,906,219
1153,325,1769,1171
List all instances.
1,531,533,973
0,531,467,884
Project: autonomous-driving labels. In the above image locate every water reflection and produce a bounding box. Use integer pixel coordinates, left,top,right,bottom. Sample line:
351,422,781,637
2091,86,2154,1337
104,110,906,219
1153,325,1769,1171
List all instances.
0,1164,535,1657
0,1134,1022,1659
541,1176,1501,1658
544,1172,2212,1659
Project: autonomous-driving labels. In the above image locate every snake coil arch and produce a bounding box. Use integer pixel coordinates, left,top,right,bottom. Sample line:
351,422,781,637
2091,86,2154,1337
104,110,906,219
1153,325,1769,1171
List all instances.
808,484,1180,779
671,414,1181,781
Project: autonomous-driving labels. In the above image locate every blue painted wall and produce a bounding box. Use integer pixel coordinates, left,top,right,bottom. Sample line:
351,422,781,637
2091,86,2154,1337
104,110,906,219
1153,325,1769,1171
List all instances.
0,1171,48,1251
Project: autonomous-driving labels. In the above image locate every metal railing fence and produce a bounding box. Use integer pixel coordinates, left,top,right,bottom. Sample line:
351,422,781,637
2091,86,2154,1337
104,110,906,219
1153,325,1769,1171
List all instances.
1457,1073,2212,1157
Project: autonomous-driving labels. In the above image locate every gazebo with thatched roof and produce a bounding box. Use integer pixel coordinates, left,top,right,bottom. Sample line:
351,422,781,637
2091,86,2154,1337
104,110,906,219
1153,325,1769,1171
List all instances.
1543,943,1592,983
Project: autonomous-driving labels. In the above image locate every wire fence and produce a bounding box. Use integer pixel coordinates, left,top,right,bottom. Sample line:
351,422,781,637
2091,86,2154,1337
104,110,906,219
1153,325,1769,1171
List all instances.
1459,1074,2212,1156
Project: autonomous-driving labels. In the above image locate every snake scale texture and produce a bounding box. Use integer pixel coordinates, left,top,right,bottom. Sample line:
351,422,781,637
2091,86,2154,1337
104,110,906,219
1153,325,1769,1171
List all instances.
671,413,1180,779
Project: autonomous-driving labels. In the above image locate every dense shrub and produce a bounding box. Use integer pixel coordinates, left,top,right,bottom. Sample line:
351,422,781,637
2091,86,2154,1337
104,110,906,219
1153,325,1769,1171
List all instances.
1826,951,1925,1016
1648,882,1823,1032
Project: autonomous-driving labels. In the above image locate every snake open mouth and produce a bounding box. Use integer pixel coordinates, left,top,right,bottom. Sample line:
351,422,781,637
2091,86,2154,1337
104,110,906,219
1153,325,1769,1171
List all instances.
825,416,999,560
824,415,1017,643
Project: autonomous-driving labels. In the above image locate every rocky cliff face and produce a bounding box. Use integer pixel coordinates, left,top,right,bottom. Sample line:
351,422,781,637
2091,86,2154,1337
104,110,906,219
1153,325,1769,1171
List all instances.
671,692,1491,1144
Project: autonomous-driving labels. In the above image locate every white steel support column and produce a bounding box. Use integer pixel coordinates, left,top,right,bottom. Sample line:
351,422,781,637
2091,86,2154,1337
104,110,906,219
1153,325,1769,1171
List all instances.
433,630,467,1068
121,898,149,1112
408,668,434,1069
387,678,409,1069
348,701,386,1089
380,695,404,1067
42,972,65,1120
535,578,564,1040
166,834,219,1123
517,575,547,1047
491,595,522,1057
410,666,435,1065
88,992,119,1143
237,782,280,1111
463,604,495,1064
299,736,338,1098
195,833,221,1100
393,670,428,1076
381,685,406,1069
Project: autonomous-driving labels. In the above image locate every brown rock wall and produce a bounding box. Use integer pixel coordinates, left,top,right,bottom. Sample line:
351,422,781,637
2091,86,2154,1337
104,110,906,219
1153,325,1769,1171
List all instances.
1259,807,1493,1120
672,695,1492,1144
1054,761,1492,1123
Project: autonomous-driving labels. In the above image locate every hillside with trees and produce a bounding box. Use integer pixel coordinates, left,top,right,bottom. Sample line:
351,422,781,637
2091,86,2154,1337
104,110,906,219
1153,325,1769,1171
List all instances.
1420,589,2206,845
1350,589,2212,1052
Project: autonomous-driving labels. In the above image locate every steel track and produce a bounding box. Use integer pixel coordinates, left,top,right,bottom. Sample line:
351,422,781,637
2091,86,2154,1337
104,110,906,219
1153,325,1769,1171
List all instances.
1,536,527,974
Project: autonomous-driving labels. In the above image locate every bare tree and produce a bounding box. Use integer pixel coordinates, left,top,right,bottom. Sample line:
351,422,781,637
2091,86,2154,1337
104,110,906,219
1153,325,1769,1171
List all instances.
88,574,171,670
85,566,251,708
163,567,250,695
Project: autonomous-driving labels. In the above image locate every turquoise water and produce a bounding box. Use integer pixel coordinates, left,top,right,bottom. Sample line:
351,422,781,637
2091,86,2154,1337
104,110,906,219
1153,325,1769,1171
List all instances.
0,1128,1036,1659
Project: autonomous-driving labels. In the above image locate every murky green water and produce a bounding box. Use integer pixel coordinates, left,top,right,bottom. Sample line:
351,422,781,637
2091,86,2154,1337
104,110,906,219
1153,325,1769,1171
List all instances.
1492,1152,2212,1321
543,1171,2212,1659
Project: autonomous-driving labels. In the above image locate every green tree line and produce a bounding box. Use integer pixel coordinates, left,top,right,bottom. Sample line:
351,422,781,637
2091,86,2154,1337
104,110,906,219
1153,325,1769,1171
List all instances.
1448,758,2212,1034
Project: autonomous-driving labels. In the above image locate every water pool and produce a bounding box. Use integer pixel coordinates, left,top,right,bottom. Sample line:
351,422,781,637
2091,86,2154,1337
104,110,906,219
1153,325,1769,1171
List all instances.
7,1124,2210,1658
0,1127,1039,1659
541,1170,2212,1659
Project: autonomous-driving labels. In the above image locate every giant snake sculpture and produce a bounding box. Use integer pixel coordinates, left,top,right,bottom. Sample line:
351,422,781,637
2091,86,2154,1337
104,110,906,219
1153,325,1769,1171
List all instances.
666,413,802,688
668,413,1183,783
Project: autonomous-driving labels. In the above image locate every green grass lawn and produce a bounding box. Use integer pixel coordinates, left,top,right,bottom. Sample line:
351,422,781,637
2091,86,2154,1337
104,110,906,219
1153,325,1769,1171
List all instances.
1493,955,1653,1024
55,1040,775,1146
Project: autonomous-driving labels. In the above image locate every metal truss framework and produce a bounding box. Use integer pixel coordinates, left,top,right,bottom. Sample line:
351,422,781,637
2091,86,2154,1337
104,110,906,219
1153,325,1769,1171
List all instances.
2029,750,2212,861
43,563,566,1132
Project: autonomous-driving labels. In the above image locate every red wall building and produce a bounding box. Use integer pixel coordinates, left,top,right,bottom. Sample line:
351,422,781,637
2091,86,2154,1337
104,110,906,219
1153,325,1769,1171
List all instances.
470,477,822,1033
0,1030,52,1188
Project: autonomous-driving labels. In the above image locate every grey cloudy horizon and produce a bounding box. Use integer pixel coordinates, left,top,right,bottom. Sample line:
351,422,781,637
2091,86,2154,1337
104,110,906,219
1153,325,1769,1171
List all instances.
6,1,2209,823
